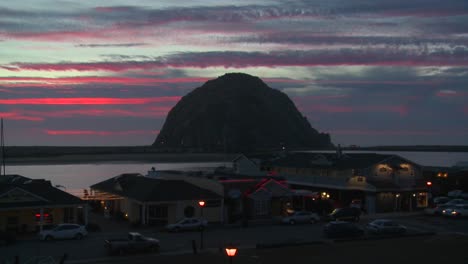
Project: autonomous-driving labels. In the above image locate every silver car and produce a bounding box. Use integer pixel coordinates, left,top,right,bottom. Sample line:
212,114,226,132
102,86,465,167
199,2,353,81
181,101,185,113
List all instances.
39,224,88,241
366,219,407,235
281,211,320,225
165,218,208,232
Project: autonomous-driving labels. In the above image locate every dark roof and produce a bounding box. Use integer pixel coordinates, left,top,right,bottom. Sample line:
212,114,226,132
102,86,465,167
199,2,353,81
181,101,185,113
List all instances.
0,174,31,184
0,175,84,209
268,152,418,170
220,179,260,196
91,173,222,202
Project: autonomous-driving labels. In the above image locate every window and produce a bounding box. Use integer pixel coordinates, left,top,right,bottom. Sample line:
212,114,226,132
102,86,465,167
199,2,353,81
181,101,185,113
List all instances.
254,200,269,216
148,205,168,225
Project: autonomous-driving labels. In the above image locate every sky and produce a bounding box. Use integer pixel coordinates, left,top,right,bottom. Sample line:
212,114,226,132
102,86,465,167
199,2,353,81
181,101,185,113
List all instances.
0,0,467,147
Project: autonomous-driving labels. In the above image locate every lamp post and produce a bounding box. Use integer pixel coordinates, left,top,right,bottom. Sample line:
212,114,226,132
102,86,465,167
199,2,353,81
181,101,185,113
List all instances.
198,200,205,250
225,246,238,264
426,181,433,206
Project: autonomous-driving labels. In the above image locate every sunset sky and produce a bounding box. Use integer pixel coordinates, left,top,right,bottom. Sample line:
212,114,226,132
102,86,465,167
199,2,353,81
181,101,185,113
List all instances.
1,0,467,146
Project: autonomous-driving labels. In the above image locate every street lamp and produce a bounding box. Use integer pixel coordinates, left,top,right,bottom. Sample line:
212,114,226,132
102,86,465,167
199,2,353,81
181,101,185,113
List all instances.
225,246,238,264
198,200,205,250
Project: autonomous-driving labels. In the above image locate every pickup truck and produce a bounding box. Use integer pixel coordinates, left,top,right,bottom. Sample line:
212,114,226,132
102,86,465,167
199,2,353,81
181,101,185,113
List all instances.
105,232,160,255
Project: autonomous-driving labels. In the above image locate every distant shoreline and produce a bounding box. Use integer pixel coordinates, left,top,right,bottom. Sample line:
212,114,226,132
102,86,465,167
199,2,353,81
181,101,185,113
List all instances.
5,153,237,165
3,145,468,165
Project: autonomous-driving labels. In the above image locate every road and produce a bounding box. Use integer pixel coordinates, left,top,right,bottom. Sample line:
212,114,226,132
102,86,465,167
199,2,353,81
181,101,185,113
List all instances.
1,214,467,263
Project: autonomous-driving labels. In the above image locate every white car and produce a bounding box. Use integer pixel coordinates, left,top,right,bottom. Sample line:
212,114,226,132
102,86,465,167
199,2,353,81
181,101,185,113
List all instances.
165,218,208,232
281,211,320,225
39,224,88,241
366,219,407,234
443,204,468,218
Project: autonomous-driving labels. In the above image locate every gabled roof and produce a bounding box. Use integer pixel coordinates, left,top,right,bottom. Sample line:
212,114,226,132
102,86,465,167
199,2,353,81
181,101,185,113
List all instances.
0,175,84,209
268,152,420,170
91,173,222,202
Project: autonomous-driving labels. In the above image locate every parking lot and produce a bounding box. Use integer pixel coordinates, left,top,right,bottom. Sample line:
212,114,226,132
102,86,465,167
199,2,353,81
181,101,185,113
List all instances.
1,212,467,263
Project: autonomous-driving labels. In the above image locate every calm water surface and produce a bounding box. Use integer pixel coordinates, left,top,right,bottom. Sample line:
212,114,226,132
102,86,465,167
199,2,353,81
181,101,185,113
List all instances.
5,151,468,193
5,162,228,195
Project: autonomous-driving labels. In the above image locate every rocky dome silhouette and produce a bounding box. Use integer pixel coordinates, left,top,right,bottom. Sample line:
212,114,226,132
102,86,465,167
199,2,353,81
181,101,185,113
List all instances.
153,73,332,152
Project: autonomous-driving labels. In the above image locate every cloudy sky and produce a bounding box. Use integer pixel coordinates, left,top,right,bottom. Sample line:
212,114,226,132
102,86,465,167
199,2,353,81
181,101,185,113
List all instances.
1,0,467,146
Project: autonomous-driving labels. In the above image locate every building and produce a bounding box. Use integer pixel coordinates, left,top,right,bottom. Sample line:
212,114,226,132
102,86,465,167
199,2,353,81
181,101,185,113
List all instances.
259,152,428,213
423,163,468,196
90,173,224,225
0,175,87,233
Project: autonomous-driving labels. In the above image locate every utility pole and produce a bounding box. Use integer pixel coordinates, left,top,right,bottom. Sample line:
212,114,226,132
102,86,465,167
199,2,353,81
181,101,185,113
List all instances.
1,118,5,176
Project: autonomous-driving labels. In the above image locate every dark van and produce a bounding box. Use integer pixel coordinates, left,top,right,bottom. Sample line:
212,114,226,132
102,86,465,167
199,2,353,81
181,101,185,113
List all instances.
327,207,361,222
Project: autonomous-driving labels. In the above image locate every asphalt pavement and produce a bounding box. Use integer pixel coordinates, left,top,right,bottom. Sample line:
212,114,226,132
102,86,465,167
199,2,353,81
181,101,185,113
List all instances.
1,212,467,264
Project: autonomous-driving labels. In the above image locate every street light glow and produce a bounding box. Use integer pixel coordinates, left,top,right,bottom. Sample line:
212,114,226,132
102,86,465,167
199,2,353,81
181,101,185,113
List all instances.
225,247,238,257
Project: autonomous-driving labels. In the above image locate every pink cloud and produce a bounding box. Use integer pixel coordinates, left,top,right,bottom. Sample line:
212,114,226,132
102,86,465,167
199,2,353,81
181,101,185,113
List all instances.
327,129,468,136
299,104,409,115
0,97,181,105
0,76,209,87
44,129,160,136
436,90,468,97
11,107,171,119
4,49,468,73
311,80,439,86
293,95,350,102
0,111,44,121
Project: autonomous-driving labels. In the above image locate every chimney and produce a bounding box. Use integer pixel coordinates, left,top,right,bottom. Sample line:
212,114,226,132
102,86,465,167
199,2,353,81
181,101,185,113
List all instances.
336,144,342,158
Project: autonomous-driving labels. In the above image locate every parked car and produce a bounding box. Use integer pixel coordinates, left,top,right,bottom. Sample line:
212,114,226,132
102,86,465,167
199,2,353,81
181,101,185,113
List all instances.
433,196,450,204
443,204,468,218
324,221,364,238
426,198,467,216
39,224,88,241
105,232,160,255
446,199,467,205
281,211,320,225
165,218,208,232
366,219,407,235
424,203,452,216
327,207,361,222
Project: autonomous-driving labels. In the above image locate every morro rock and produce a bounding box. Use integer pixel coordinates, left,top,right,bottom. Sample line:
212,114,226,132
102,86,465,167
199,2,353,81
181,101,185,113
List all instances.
153,73,332,152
